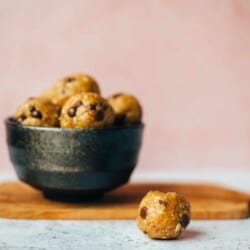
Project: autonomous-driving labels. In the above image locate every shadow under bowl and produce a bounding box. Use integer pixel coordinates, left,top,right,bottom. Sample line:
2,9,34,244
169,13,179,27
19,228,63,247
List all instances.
5,119,143,201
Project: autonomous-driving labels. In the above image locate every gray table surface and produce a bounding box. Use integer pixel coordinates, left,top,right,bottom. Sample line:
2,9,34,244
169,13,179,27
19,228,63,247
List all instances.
0,169,249,250
0,219,250,250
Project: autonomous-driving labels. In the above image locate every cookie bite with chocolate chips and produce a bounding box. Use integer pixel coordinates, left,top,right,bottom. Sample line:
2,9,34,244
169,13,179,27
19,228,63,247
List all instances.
43,73,100,106
137,191,191,239
13,97,60,127
107,93,142,125
60,93,115,128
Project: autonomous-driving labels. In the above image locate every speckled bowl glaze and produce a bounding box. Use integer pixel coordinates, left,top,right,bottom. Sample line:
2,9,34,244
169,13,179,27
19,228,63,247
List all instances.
5,119,143,200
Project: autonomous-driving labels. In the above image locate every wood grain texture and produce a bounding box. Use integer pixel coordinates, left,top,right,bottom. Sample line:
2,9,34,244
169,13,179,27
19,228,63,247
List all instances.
0,182,249,220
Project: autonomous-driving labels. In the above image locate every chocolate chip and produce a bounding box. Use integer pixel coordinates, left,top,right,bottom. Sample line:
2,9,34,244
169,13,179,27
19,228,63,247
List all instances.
68,107,76,117
159,200,168,207
73,101,83,108
9,117,17,122
29,106,36,112
65,77,75,83
180,214,190,228
103,104,108,110
86,104,96,110
95,110,104,121
114,114,125,125
16,114,26,123
112,93,122,98
140,207,148,219
31,110,43,119
28,97,35,100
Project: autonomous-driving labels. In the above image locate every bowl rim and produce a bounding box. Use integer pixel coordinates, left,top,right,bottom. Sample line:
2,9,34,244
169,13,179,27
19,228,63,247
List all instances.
5,117,144,132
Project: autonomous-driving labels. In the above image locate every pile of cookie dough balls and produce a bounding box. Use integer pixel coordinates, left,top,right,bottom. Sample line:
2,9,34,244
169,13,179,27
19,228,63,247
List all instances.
12,73,142,128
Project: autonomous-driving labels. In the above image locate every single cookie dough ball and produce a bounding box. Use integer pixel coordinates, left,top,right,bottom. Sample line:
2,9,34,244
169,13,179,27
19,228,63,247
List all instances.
137,191,191,239
107,93,142,125
60,93,115,128
14,97,60,127
43,73,100,106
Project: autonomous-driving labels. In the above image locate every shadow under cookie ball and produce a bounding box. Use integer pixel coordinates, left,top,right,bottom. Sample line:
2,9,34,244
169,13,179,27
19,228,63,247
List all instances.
43,73,101,106
60,92,115,128
13,97,60,127
107,93,142,125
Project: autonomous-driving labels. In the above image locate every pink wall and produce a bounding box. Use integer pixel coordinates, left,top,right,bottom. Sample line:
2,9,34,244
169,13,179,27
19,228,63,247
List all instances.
1,0,250,171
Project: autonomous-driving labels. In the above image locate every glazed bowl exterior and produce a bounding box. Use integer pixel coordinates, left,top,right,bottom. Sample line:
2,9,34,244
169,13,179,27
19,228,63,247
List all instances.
5,119,143,199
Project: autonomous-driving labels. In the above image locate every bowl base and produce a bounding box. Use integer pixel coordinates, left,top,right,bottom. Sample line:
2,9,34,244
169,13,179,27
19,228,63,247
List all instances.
43,191,105,202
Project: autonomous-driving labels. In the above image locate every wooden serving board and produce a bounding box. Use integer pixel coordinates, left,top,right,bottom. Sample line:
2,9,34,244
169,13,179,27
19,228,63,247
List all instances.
0,181,249,220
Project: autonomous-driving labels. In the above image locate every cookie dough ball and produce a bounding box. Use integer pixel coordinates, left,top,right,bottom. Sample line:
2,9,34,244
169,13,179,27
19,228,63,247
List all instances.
43,73,100,106
14,97,60,127
137,191,191,239
107,93,142,125
60,93,115,128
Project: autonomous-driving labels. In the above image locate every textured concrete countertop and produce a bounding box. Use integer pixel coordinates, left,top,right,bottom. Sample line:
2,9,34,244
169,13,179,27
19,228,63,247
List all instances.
0,169,249,250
